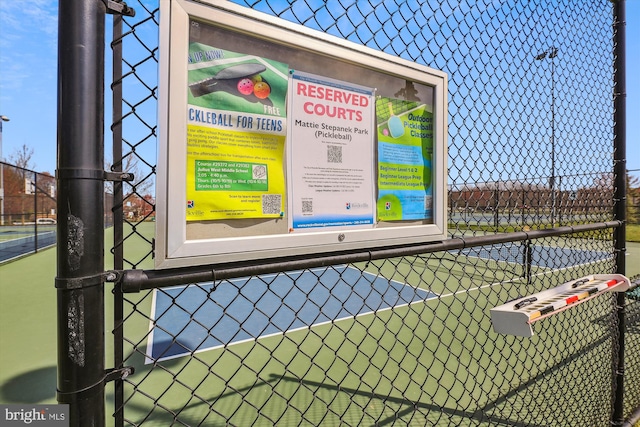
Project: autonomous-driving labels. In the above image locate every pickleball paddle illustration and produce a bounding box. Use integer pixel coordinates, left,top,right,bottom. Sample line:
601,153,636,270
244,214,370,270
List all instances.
189,63,272,104
387,102,405,138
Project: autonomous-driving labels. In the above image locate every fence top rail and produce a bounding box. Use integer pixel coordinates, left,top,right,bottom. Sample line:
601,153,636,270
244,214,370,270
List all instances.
116,221,622,293
0,160,48,176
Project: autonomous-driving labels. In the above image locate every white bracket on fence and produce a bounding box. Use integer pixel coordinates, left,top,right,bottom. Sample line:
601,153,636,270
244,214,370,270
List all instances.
490,274,630,337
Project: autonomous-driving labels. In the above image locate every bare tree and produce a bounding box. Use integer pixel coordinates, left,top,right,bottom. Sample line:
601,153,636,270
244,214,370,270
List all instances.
9,144,35,170
7,145,36,224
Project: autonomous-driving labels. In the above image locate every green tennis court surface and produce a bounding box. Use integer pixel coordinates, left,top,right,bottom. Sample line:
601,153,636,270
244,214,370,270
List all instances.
148,266,438,361
127,258,620,426
2,225,639,426
147,244,611,362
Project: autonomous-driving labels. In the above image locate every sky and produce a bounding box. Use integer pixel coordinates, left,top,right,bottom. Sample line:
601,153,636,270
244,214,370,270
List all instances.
0,1,639,177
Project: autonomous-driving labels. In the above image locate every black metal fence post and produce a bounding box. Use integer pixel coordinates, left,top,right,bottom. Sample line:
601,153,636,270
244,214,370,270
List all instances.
494,184,499,230
56,0,106,425
33,172,38,252
612,0,627,425
111,11,126,427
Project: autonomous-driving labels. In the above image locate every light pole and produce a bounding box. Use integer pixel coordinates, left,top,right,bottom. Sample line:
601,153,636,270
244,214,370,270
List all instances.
535,47,558,226
0,115,9,226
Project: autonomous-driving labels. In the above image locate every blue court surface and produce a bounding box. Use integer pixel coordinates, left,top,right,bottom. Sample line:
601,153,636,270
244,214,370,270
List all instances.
0,230,57,263
147,265,437,362
146,244,611,362
459,243,612,270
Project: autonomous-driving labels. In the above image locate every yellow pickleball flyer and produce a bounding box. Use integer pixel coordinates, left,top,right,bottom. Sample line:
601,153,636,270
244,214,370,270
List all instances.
185,44,289,221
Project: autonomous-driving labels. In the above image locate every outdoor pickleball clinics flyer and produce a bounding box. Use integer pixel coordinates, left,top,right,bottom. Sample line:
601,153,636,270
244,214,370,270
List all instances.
376,97,434,222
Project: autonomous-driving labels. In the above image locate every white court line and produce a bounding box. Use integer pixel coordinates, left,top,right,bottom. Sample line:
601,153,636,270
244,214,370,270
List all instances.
145,265,436,363
437,255,615,300
146,255,613,363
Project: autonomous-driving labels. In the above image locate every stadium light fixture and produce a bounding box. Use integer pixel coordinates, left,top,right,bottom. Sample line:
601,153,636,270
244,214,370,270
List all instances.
535,47,558,227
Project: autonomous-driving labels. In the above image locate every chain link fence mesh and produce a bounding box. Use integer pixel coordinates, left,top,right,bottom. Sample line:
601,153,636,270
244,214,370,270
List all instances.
108,0,638,425
0,162,57,263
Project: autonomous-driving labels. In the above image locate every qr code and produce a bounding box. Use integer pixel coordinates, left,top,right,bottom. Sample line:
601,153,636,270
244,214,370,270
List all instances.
327,145,342,163
301,199,313,213
262,194,281,215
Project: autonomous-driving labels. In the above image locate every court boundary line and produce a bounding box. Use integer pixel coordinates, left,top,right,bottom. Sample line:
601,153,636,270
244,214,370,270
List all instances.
144,255,614,364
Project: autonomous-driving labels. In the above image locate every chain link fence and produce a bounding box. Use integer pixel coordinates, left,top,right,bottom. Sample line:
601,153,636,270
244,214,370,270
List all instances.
0,162,57,263
103,0,639,425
